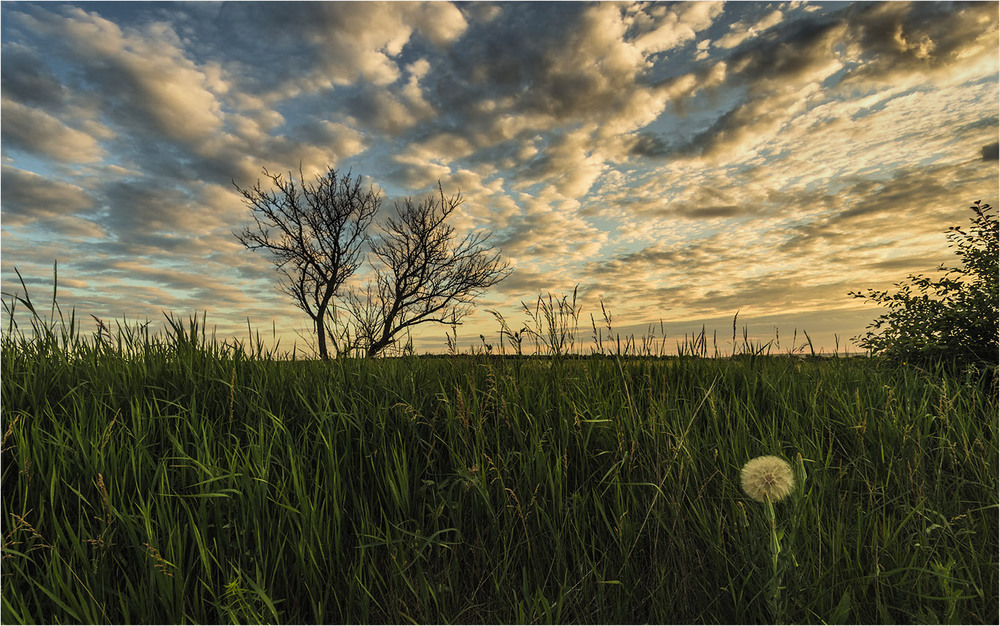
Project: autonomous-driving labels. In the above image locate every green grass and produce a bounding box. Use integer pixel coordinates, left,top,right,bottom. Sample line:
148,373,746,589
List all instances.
1,305,997,623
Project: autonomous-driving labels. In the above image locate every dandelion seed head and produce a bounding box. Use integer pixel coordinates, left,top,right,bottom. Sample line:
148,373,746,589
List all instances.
741,455,795,503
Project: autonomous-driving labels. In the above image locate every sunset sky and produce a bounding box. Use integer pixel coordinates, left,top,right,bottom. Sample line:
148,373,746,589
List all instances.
2,1,998,356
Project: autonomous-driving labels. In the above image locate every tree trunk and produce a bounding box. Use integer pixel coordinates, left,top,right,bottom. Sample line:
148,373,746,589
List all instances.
366,335,389,358
314,309,329,360
366,309,399,358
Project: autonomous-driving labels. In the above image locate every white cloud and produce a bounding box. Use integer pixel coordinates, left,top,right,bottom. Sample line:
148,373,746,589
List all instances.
271,2,468,92
714,8,784,49
404,1,468,47
631,1,724,54
517,129,607,199
498,193,608,269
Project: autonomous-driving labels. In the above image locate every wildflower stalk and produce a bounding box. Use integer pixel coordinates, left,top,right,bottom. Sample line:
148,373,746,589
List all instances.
741,455,795,623
765,495,782,622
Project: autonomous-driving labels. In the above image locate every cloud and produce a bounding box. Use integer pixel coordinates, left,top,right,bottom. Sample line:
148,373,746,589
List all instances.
489,266,559,300
496,193,607,264
407,1,468,47
1,3,452,192
279,120,369,168
384,154,453,189
680,84,825,160
95,178,250,250
345,79,436,136
4,4,369,194
651,2,998,162
0,42,67,108
0,165,105,237
775,161,997,254
405,132,477,164
213,1,467,96
14,5,227,145
516,129,607,199
519,3,661,131
630,1,724,55
842,1,999,84
712,7,785,49
1,165,96,221
581,153,997,325
0,97,105,163
417,1,720,161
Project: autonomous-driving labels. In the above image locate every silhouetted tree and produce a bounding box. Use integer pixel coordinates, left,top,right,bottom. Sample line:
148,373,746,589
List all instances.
348,184,511,357
234,167,380,360
236,169,510,359
851,200,998,367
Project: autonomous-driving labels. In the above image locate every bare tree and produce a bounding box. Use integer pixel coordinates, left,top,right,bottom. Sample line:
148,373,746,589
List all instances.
349,184,511,357
234,167,380,360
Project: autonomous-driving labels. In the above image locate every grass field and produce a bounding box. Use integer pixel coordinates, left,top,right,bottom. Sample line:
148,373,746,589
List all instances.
1,306,997,623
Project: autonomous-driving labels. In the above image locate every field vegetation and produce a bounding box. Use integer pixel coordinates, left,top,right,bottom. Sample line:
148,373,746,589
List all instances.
2,277,997,624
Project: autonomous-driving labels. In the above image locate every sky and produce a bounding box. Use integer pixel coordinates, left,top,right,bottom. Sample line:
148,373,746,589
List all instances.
1,0,998,356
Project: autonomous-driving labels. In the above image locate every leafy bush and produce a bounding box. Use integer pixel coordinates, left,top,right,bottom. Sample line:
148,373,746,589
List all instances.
851,200,998,367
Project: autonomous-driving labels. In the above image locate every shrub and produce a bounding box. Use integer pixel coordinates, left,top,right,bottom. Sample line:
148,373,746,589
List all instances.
851,200,998,367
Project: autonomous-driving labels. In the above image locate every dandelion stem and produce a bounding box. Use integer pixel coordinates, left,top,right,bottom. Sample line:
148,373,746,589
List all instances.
766,495,783,623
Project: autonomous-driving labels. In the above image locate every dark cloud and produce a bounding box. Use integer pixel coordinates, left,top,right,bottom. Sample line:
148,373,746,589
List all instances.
726,14,843,84
0,165,96,221
843,1,998,81
694,275,830,312
606,183,761,220
420,2,690,153
630,132,673,158
679,205,742,219
590,238,732,278
0,43,67,108
97,178,220,243
958,114,1000,131
637,14,850,159
673,101,771,158
725,2,997,87
342,83,434,136
438,3,582,104
661,1,998,159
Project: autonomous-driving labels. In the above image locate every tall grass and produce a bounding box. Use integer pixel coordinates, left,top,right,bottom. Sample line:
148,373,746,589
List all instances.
2,279,997,623
490,290,829,360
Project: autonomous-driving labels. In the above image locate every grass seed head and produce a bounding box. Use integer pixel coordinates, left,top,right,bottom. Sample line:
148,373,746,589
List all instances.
741,455,795,503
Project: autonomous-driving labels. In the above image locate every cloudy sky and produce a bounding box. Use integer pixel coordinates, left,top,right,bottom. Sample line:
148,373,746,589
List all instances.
2,1,997,356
